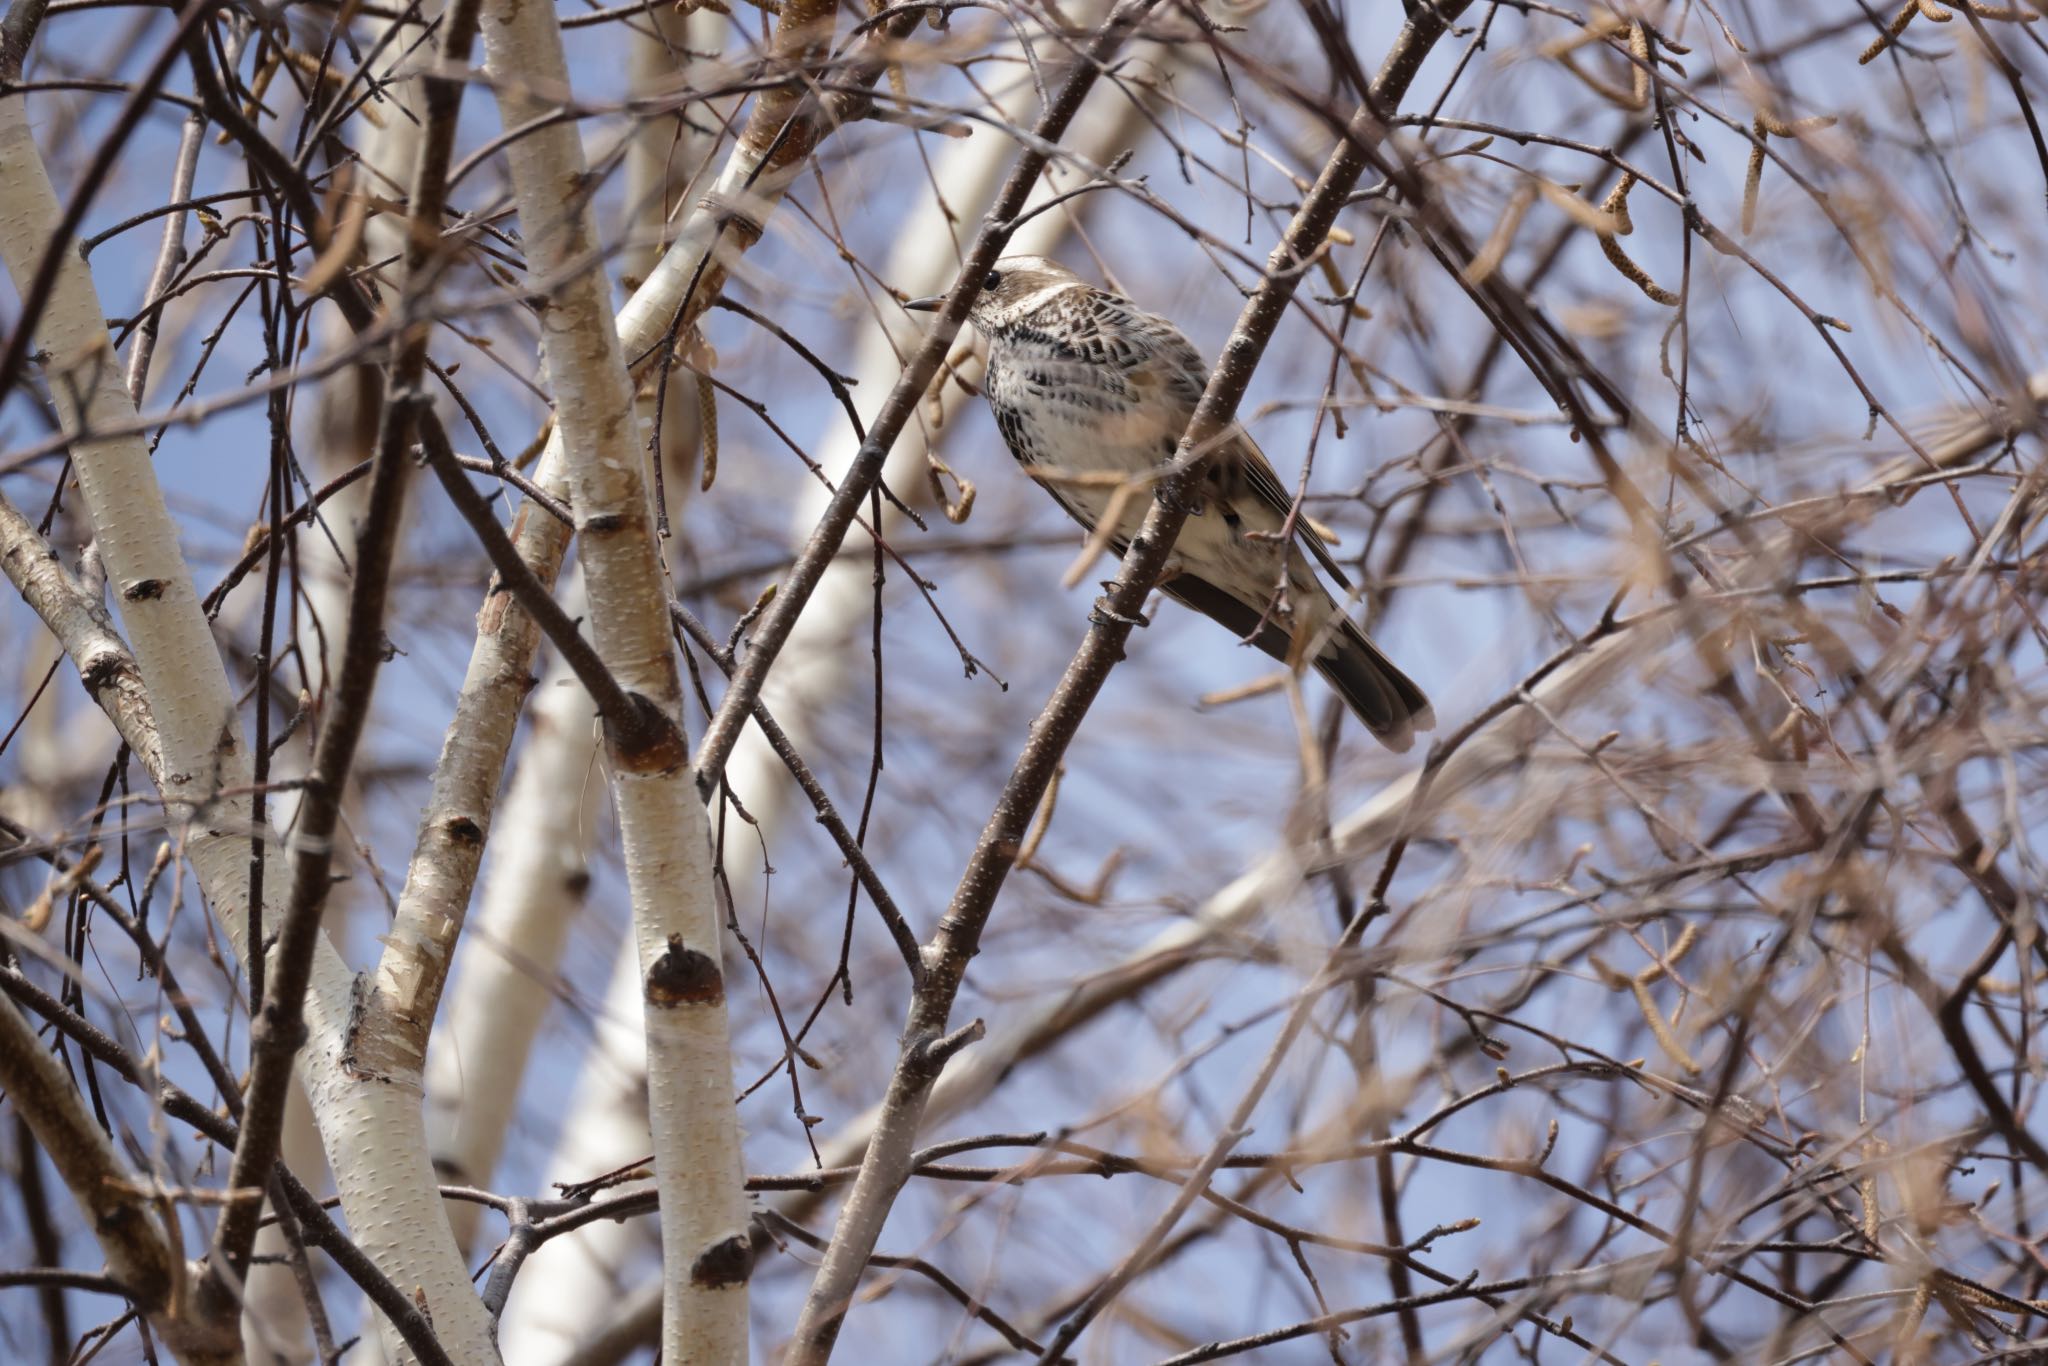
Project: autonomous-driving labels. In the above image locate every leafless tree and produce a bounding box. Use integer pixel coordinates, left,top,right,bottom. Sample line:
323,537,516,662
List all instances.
3,0,2047,1362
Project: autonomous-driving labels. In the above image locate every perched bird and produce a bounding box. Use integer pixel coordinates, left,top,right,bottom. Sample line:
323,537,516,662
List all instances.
905,255,1434,752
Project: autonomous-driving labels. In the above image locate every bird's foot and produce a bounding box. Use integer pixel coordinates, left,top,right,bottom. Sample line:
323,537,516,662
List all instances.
1090,591,1150,629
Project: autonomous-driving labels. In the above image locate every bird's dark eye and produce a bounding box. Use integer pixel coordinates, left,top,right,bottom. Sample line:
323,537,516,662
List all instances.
982,270,1003,292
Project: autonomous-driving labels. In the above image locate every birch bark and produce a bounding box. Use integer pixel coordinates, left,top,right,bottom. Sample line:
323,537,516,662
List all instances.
257,22,433,1359
533,21,1158,1361
0,995,241,1364
422,12,720,1258
0,33,498,1366
472,2,754,1357
363,0,875,1084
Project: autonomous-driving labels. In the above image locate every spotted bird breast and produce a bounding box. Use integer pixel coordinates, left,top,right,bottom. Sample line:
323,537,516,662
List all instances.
982,295,1206,537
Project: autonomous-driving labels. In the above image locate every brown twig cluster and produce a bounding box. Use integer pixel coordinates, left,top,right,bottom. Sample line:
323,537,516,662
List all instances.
2,0,2047,1362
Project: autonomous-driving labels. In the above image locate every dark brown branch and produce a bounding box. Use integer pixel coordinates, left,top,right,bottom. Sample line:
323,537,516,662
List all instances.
0,961,455,1366
205,0,488,1292
418,438,661,754
670,603,924,979
784,5,1471,1360
686,0,1171,790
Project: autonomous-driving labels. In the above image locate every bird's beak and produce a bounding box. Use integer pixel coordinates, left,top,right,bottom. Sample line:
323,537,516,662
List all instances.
901,294,946,313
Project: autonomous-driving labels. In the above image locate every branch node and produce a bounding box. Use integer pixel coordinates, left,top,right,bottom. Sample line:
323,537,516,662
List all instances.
689,1233,755,1289
645,934,725,1009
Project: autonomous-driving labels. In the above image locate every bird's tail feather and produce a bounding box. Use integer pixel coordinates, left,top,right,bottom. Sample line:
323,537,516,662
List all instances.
1159,574,1432,752
1314,619,1435,753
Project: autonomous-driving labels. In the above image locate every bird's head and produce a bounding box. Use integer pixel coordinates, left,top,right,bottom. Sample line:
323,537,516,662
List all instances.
901,255,1089,333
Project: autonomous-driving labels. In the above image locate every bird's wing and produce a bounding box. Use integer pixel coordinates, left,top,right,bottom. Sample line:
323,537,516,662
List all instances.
1221,427,1356,594
1054,295,1356,594
1113,300,1356,593
1156,573,1296,668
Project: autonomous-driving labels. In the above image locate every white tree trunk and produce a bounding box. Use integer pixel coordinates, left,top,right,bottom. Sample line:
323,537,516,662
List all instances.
264,23,434,1361
0,70,499,1366
476,3,749,1360
422,13,721,1259
423,571,605,1253
525,26,1162,1362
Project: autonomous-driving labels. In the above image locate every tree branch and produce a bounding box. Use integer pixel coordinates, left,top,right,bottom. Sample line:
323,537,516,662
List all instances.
784,6,1471,1358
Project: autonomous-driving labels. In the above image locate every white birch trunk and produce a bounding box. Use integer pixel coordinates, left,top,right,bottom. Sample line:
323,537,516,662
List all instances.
475,5,748,1361
0,492,160,770
423,573,604,1254
496,914,658,1364
421,18,722,1258
488,21,729,1350
363,0,806,1083
0,77,499,1366
262,27,434,1361
525,30,1160,1362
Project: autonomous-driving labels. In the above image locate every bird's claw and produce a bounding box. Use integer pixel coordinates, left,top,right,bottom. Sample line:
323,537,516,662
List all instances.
1091,594,1150,629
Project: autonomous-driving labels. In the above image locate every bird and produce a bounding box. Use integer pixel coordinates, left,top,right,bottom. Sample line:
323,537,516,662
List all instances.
904,255,1434,752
